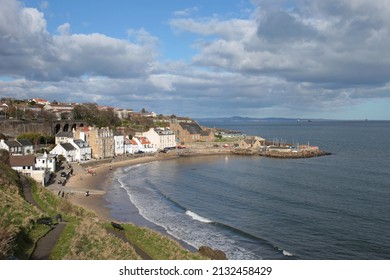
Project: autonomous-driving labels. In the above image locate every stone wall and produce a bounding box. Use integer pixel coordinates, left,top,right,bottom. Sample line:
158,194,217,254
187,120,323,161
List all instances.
0,120,53,137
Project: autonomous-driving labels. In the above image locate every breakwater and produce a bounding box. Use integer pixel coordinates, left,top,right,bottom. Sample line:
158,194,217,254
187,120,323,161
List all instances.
232,148,331,158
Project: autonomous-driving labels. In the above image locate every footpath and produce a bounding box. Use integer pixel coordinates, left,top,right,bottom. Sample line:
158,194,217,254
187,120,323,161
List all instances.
21,173,152,260
20,176,66,260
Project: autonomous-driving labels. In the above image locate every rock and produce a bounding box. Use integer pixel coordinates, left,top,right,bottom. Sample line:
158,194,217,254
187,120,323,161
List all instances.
198,246,227,260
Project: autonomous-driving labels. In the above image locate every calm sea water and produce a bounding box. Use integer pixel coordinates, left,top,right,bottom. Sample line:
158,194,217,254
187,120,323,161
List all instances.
106,120,390,259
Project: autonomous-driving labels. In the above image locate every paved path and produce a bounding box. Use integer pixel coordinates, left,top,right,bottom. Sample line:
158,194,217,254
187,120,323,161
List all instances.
20,174,67,260
20,176,40,209
30,223,67,260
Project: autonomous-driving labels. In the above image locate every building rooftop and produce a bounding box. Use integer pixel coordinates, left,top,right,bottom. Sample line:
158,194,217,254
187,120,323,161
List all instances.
18,139,33,147
9,155,36,167
5,140,22,148
60,143,77,151
179,122,203,135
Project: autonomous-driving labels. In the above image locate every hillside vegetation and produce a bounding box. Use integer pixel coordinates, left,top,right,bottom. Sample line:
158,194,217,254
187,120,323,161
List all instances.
0,162,205,260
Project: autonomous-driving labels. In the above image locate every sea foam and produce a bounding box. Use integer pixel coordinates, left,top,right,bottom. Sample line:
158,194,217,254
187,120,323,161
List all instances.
282,250,294,257
185,210,213,223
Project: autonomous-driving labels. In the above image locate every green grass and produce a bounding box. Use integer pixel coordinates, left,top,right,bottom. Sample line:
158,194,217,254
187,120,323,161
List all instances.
120,223,206,260
0,165,50,259
1,163,208,260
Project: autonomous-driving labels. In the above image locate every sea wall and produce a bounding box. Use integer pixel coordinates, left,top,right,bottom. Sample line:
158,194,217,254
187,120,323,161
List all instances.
232,148,331,158
259,149,331,158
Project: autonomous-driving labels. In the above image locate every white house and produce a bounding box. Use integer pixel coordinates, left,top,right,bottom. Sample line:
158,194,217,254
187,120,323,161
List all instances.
0,139,22,154
134,136,156,153
71,139,92,161
114,132,125,156
140,127,176,150
124,138,139,154
9,155,50,186
18,139,34,155
35,152,57,172
9,155,35,173
50,142,77,162
55,131,74,144
0,139,34,155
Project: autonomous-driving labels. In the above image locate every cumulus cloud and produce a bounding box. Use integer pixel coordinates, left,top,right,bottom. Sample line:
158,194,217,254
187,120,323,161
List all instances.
180,0,390,87
166,0,390,117
1,0,390,118
0,0,158,81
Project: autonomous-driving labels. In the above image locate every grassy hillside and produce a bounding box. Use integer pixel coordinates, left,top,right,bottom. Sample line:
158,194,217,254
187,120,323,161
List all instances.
0,162,206,260
0,162,46,259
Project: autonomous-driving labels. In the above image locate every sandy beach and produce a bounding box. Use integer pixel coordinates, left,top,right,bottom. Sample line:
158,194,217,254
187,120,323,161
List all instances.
60,153,178,222
47,149,231,252
57,148,231,223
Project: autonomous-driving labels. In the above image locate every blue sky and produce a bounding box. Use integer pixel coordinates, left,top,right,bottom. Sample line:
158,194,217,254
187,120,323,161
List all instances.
1,0,390,119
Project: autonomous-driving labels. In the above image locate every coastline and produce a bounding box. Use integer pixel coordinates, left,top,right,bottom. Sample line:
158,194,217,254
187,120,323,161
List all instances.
50,147,328,255
64,153,178,222
63,150,232,223
59,152,204,252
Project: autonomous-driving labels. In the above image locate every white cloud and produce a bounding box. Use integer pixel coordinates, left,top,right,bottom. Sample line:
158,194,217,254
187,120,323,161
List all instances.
1,0,390,119
169,0,390,112
57,23,71,36
173,7,199,17
0,0,158,81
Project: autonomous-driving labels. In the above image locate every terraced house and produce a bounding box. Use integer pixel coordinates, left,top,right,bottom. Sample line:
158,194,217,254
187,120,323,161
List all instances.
139,127,176,150
170,119,215,144
0,139,34,155
85,127,115,159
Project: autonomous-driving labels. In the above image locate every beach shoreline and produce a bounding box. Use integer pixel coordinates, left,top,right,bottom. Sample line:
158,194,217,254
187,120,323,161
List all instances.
62,153,178,222
52,151,230,252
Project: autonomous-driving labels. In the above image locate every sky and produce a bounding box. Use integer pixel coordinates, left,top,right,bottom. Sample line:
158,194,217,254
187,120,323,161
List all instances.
1,0,390,120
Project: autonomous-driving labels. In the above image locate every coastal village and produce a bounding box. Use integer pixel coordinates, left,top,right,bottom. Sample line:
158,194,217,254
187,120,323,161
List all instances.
0,97,327,187
0,96,328,260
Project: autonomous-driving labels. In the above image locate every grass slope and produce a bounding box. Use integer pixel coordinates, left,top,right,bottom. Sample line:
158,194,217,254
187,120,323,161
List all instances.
0,162,205,260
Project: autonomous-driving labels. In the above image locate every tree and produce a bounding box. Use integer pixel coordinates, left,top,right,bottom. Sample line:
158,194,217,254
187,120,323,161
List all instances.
57,154,66,164
72,103,120,128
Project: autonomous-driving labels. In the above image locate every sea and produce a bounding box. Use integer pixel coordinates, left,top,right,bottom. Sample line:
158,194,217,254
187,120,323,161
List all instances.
104,120,390,260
